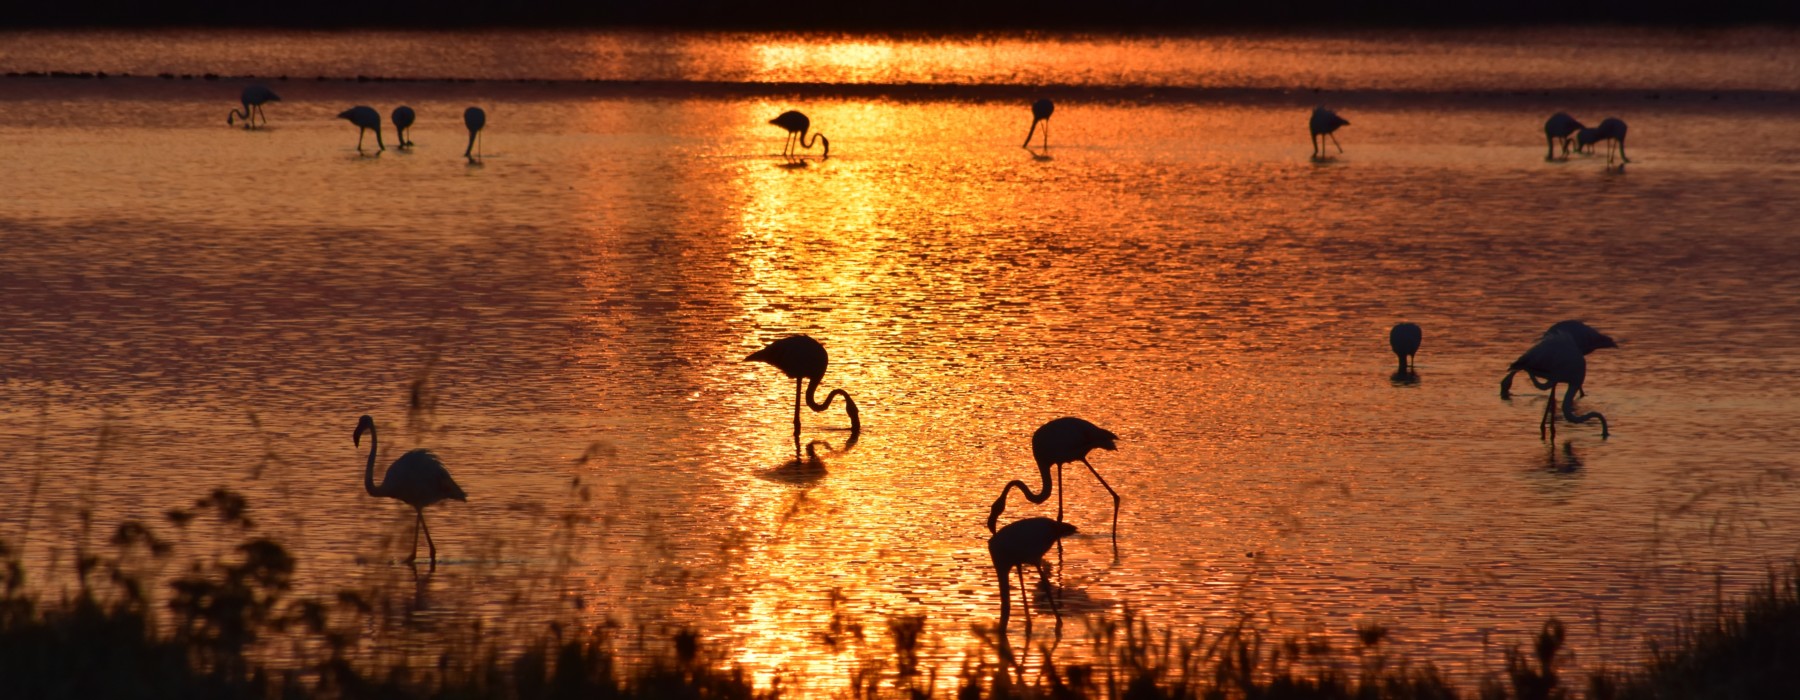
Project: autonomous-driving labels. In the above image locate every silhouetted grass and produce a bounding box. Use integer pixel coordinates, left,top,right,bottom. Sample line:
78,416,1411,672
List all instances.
4,492,1800,699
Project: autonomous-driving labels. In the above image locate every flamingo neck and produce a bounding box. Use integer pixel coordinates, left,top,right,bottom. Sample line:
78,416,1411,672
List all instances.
801,132,828,158
804,377,860,432
986,460,1053,532
364,425,382,497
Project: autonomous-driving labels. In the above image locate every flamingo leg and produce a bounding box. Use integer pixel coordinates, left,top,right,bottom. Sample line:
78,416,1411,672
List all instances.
404,512,420,563
1330,132,1344,154
419,510,437,565
1080,457,1122,545
1017,565,1031,629
357,128,366,151
793,378,804,437
1043,121,1049,150
1037,560,1059,615
1023,121,1038,149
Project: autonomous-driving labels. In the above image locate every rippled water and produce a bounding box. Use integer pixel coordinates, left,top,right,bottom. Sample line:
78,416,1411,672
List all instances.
3,28,1800,693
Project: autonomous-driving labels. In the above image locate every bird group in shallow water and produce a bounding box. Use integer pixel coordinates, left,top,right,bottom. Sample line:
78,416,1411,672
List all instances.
246,84,1630,629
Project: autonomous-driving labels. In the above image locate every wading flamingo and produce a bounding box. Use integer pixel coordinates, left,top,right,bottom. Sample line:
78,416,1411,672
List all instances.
1023,99,1054,149
990,517,1078,633
1544,112,1584,160
1501,320,1616,399
337,106,384,152
391,106,415,148
227,84,280,129
987,417,1120,546
463,107,486,163
1502,332,1610,438
1389,322,1422,374
746,335,860,438
354,415,466,566
1310,107,1349,157
1596,117,1629,166
770,110,828,161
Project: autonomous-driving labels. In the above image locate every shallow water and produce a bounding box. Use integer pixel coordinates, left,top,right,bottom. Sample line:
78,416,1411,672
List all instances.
3,28,1800,693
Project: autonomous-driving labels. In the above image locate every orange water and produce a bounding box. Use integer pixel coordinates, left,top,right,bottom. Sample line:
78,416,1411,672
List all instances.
3,28,1800,694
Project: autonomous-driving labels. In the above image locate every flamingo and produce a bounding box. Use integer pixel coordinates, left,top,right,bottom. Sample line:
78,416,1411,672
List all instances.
1501,320,1616,399
745,335,860,439
391,106,416,148
227,84,280,129
1544,112,1584,160
463,107,486,163
987,417,1120,546
1023,99,1054,150
337,106,384,152
1389,322,1421,374
1596,117,1630,166
1574,127,1603,156
354,415,466,565
989,517,1079,633
1501,331,1609,438
770,110,828,161
1310,107,1349,158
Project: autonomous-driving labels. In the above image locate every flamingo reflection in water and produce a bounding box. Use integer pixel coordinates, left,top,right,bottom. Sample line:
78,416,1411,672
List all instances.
227,84,280,129
987,417,1121,550
770,110,829,162
745,335,861,440
354,415,467,567
989,517,1078,635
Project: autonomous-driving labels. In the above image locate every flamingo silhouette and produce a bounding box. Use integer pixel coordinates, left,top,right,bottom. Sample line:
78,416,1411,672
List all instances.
337,106,384,152
354,415,467,565
1389,322,1421,374
1501,332,1609,438
1501,320,1616,399
1023,99,1054,150
987,417,1120,546
463,107,486,163
989,516,1078,633
770,110,828,161
1596,117,1629,166
391,106,416,148
227,84,280,129
745,335,860,438
1310,107,1349,158
1544,113,1584,160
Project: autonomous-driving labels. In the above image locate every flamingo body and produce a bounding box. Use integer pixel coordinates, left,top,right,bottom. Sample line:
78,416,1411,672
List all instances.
337,106,385,152
391,106,416,148
770,110,829,161
355,415,466,565
1544,112,1584,159
1023,99,1054,149
1389,322,1421,373
1501,320,1616,399
1310,107,1349,157
227,84,280,128
989,517,1079,632
987,417,1120,544
463,106,486,162
745,334,860,437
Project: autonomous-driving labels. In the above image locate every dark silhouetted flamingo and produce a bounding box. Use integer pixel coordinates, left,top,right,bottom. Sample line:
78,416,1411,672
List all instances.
770,110,828,161
1310,107,1349,157
1389,322,1421,374
463,107,486,163
1596,117,1629,166
1501,320,1616,399
746,335,860,438
987,417,1120,545
1502,332,1609,438
355,415,467,566
1544,112,1584,160
338,106,384,152
989,516,1078,633
1023,99,1054,149
391,106,415,148
227,84,280,129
